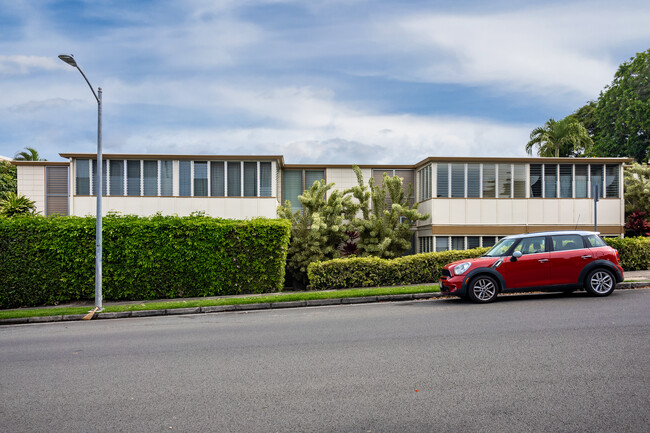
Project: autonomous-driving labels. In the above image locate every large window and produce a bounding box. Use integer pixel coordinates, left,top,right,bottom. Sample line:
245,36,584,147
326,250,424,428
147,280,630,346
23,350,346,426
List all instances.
143,161,158,196
194,161,208,196
513,164,525,198
91,160,106,196
482,164,495,198
161,161,173,196
210,161,225,197
544,164,557,198
530,164,542,198
559,164,573,198
591,164,603,198
127,160,141,196
436,163,449,197
109,160,124,196
451,163,465,198
227,161,241,197
467,164,481,198
260,162,272,197
244,162,257,197
418,164,432,201
282,169,324,211
605,164,619,198
76,159,90,195
497,164,511,198
575,165,588,198
179,161,191,196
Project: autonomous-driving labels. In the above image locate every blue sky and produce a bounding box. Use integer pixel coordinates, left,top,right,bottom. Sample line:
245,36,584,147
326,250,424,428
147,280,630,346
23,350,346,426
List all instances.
0,0,648,164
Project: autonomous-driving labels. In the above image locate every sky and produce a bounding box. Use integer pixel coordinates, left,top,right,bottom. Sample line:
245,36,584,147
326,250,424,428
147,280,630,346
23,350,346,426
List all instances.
0,0,648,165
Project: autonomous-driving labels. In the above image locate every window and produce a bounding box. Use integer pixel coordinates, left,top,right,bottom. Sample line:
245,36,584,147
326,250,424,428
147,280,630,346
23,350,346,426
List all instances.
585,234,606,247
437,163,449,197
260,162,272,197
552,234,584,251
282,170,302,211
46,166,69,216
395,169,415,205
109,160,124,196
606,165,619,198
530,164,542,198
244,162,257,197
451,163,465,198
451,236,464,250
544,164,557,198
194,161,208,197
482,164,495,198
513,164,525,198
76,159,90,195
227,162,241,197
467,164,480,198
497,163,511,198
160,161,173,196
482,236,496,247
210,161,225,197
435,237,449,252
179,161,191,196
575,165,588,198
418,165,432,201
92,160,107,196
467,236,480,249
419,236,434,253
143,161,158,196
127,160,141,196
559,164,573,198
513,236,546,255
305,170,325,190
591,165,603,198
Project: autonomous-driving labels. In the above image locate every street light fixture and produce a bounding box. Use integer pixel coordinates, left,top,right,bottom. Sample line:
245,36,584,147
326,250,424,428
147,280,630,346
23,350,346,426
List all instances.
58,54,103,311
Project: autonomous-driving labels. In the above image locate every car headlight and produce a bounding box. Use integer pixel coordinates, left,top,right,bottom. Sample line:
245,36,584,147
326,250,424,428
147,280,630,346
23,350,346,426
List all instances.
453,262,471,276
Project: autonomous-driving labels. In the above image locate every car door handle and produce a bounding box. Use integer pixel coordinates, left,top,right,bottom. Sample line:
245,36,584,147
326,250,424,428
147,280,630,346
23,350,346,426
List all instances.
581,255,592,259
538,259,548,263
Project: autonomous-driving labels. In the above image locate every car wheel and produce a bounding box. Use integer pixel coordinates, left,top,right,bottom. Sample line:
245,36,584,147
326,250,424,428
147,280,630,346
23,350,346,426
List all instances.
467,275,498,303
584,268,616,297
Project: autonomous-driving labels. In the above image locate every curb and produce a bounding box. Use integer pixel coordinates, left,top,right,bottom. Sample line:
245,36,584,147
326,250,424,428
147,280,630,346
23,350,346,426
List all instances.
1,283,649,326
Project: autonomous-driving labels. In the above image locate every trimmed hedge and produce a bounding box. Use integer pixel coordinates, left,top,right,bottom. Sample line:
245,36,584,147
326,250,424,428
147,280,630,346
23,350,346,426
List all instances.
0,215,291,309
308,248,490,290
604,236,650,271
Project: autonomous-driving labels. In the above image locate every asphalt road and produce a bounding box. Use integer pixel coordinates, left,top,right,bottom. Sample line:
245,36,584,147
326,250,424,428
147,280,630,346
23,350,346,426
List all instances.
1,290,649,433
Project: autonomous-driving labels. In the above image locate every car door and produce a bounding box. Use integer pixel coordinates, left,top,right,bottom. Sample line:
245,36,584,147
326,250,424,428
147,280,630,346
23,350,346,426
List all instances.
548,234,594,286
501,236,550,289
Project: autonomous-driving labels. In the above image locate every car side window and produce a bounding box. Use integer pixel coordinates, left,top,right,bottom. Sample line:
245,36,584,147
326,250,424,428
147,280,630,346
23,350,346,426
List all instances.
513,236,546,255
552,234,585,251
584,234,606,247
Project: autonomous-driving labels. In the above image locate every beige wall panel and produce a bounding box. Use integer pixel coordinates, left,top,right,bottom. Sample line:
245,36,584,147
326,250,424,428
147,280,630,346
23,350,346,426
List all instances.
449,200,467,224
496,199,514,224
527,200,545,225
432,199,451,225
479,199,498,225
72,197,278,218
17,165,45,215
465,200,482,224
416,200,433,226
542,200,560,225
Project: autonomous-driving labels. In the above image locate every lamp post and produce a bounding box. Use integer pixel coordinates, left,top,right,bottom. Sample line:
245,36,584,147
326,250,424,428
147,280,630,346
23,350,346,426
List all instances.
58,54,103,310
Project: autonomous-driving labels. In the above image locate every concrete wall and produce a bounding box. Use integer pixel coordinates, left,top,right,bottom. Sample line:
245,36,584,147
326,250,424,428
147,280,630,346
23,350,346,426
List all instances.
16,165,45,215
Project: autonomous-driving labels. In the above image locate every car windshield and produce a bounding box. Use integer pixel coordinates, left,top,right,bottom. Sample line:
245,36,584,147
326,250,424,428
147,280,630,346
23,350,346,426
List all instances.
483,237,518,257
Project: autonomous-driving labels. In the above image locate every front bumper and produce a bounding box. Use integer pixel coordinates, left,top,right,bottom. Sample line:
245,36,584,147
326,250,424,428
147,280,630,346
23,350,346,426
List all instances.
439,275,467,297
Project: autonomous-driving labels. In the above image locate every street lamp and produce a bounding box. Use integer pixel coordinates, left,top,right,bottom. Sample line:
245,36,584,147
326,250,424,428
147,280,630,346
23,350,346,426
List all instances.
59,54,103,311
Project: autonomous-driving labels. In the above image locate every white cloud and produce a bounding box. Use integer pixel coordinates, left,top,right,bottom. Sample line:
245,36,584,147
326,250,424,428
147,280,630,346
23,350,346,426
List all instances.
0,55,68,75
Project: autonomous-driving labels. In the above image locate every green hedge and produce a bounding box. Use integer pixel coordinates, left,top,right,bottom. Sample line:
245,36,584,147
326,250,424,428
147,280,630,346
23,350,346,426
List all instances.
0,215,290,309
604,237,650,271
308,248,489,290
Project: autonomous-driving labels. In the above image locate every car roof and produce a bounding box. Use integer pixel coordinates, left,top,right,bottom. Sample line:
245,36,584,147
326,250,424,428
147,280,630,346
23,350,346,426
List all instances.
501,230,600,240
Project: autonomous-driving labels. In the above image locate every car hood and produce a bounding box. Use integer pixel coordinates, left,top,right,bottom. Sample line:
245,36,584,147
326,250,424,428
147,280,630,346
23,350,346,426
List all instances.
444,256,500,272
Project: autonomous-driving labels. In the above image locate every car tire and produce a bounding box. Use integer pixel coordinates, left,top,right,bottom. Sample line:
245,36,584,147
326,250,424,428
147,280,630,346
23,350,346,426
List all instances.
467,275,499,303
584,268,616,297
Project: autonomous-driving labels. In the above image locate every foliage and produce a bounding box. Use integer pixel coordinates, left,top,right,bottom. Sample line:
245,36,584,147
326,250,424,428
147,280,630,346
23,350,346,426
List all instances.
348,165,429,258
308,248,489,290
13,147,46,161
625,211,650,237
0,161,17,199
0,192,36,217
525,117,593,157
277,180,356,287
0,215,291,308
571,50,650,162
624,163,650,214
604,237,650,271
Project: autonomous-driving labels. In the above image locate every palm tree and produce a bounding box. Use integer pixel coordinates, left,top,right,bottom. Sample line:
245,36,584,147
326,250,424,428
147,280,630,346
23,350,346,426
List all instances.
526,117,593,157
0,192,36,217
13,147,46,161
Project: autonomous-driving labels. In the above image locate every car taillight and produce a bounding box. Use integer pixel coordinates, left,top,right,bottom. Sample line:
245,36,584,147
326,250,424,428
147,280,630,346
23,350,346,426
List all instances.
614,249,620,263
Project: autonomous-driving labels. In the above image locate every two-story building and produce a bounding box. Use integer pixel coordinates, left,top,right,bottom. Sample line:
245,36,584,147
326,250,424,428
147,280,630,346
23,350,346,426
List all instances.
14,153,631,253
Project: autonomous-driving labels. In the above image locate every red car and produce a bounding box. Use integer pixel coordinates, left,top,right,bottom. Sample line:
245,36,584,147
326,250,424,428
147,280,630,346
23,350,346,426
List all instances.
440,231,624,303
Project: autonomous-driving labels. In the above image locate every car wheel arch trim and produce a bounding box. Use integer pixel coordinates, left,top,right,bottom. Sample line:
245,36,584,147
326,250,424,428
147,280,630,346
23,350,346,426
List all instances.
461,268,506,293
577,260,623,287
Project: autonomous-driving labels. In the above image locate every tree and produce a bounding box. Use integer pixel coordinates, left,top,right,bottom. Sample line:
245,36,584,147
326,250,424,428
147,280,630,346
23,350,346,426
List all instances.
0,160,17,199
13,147,46,161
277,180,356,287
590,49,650,163
525,117,593,157
0,192,36,217
624,163,650,214
348,166,429,259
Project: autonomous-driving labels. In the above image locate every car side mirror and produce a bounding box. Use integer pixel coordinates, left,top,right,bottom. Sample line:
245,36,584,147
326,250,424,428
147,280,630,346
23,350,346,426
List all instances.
510,251,522,262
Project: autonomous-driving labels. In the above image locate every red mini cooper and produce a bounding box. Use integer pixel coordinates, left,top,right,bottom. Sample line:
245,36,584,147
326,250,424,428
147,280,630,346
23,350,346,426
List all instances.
439,231,624,303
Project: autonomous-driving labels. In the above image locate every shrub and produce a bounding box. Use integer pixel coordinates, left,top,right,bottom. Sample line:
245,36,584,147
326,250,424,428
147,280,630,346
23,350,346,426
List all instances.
308,247,489,290
604,237,650,271
0,215,290,309
0,192,36,217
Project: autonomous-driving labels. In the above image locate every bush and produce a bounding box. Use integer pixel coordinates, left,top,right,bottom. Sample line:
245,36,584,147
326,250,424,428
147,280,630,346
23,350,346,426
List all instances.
604,237,650,271
308,247,489,290
0,215,290,309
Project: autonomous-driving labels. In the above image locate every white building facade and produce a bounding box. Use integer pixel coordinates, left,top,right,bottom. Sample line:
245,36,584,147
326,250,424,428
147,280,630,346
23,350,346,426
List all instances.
15,153,631,252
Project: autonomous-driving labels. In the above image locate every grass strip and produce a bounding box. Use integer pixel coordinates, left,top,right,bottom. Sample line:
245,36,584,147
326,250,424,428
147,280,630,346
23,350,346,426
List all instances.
0,285,440,320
